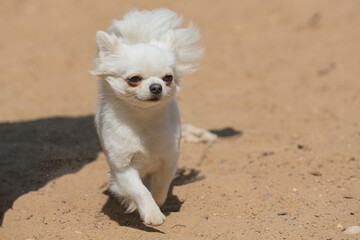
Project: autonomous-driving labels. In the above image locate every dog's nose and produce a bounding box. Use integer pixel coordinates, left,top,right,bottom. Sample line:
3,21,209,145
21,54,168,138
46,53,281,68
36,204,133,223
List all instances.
149,83,162,94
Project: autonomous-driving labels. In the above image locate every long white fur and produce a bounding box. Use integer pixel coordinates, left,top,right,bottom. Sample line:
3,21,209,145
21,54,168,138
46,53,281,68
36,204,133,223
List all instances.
108,8,204,76
92,9,203,225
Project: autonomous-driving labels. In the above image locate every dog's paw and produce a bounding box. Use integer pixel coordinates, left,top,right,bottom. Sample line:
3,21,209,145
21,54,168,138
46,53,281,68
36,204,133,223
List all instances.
141,206,166,226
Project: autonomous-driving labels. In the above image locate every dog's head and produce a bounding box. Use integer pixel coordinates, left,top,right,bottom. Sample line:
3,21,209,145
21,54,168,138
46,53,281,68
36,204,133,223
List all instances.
91,31,181,107
91,10,203,108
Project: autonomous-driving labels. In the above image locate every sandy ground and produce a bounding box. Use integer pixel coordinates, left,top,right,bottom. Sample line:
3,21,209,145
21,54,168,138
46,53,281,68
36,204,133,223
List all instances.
0,0,360,239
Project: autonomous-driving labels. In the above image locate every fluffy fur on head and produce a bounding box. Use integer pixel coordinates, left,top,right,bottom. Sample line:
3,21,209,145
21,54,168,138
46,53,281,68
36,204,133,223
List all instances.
91,8,203,81
108,8,204,76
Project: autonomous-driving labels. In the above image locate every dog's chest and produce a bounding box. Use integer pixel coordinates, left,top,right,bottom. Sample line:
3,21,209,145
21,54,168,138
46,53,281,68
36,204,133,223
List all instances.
132,123,180,173
140,126,178,156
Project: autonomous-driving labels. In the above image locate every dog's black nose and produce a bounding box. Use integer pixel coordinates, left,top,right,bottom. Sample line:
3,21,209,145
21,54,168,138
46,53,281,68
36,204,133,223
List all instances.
149,83,162,94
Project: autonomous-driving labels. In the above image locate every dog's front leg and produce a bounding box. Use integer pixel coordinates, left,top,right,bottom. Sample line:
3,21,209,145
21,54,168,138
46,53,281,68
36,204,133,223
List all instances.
112,166,166,225
151,159,178,207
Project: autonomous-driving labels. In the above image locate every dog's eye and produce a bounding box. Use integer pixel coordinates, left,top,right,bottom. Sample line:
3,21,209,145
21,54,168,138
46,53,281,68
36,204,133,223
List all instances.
163,75,173,83
127,76,142,84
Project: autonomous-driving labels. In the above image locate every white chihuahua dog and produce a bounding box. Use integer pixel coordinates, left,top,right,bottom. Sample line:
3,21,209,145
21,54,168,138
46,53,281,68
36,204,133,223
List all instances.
91,9,203,225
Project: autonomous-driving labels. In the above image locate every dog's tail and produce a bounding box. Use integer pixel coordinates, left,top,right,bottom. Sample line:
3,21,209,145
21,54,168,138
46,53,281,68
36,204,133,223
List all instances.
109,8,204,75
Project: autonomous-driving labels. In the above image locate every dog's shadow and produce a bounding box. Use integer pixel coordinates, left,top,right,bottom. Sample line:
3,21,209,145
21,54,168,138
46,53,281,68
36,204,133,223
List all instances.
0,115,229,229
101,168,205,233
0,115,102,226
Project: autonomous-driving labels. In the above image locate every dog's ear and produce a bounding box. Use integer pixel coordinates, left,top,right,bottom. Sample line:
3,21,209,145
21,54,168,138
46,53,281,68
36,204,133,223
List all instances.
159,30,176,50
96,31,117,58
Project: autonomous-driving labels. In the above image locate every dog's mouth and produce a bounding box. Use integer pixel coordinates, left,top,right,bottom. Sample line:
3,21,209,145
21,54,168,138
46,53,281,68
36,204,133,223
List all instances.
147,95,161,101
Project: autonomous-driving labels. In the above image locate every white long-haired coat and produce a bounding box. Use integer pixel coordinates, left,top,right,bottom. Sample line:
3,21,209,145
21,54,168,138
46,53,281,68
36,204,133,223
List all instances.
92,9,203,225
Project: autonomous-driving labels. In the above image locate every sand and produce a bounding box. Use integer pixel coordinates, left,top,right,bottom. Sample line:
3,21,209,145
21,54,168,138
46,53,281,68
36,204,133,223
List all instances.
0,0,359,239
